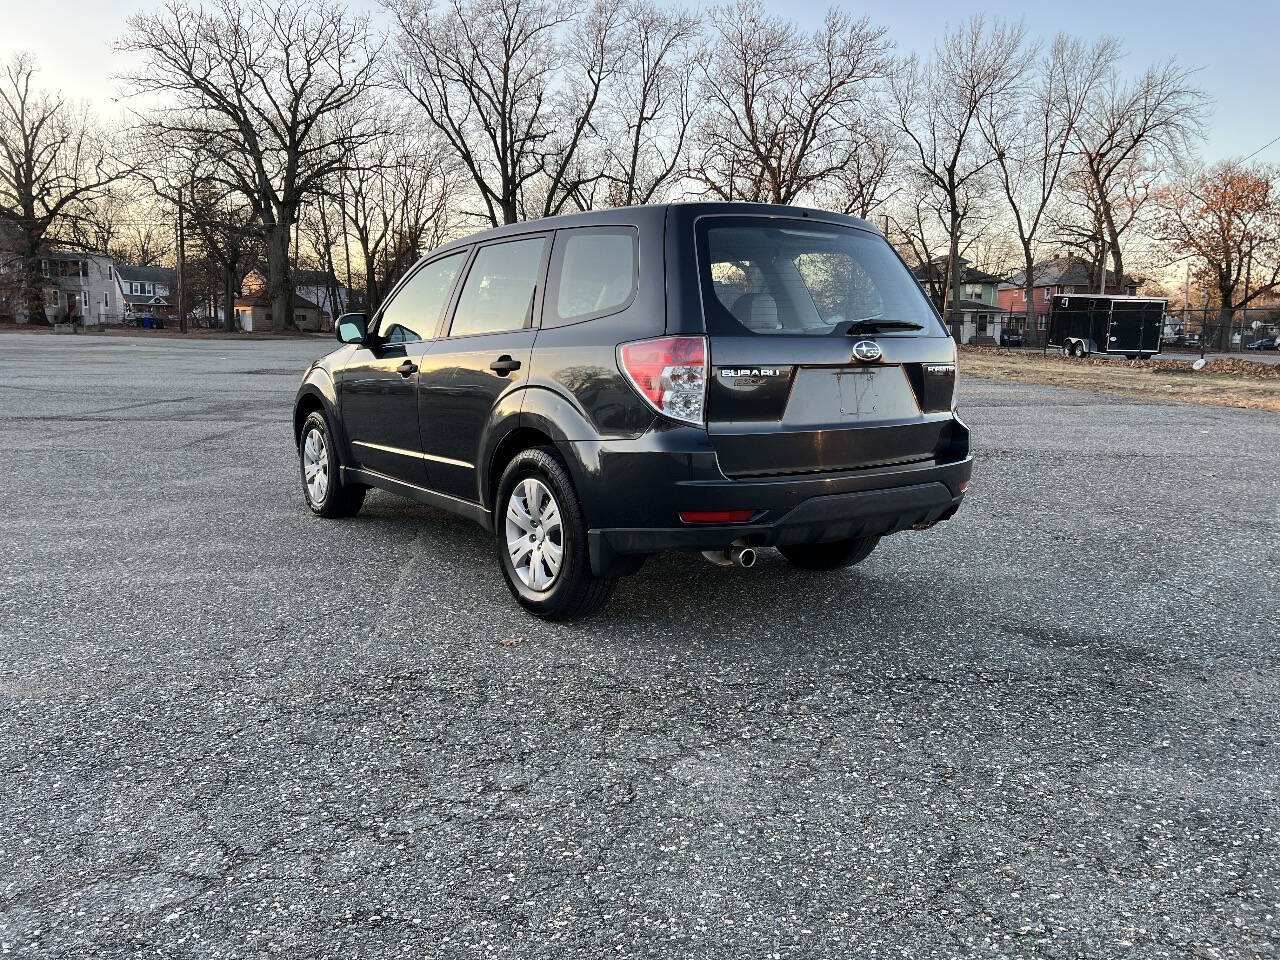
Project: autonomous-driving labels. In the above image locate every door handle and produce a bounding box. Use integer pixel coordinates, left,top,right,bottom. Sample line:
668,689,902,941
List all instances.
489,355,521,375
396,360,418,377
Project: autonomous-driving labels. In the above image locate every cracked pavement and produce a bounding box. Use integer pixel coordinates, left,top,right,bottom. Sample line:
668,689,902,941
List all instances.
0,332,1277,958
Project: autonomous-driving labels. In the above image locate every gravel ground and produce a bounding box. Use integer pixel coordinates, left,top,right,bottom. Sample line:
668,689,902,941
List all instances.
1,333,1278,959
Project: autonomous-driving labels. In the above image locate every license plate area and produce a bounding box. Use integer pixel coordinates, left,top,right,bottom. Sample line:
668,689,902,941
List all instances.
782,366,919,426
835,368,884,419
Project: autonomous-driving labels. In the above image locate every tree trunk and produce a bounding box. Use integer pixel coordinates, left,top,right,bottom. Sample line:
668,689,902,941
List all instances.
1217,303,1233,351
1021,242,1036,348
22,248,46,325
224,264,238,334
947,211,963,342
265,218,293,334
500,192,519,226
363,248,378,316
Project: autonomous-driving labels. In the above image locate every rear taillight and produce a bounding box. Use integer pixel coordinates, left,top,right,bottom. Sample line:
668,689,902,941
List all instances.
617,336,707,425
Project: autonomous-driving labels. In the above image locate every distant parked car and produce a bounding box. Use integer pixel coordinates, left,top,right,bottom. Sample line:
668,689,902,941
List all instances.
1245,337,1277,350
999,330,1024,347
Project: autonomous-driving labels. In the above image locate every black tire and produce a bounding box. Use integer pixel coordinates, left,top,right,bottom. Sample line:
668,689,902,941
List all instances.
779,536,880,571
298,410,365,518
494,447,616,620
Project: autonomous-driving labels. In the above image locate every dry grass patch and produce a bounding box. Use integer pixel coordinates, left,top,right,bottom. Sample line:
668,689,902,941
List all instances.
959,346,1280,413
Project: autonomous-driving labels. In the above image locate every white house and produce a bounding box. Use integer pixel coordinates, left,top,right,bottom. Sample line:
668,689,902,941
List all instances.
912,258,1007,344
243,267,353,331
0,249,122,325
115,265,176,321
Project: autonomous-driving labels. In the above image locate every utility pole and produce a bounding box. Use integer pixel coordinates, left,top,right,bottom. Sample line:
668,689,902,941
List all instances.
177,190,187,334
1241,246,1252,351
1200,291,1209,360
1183,263,1190,332
339,177,353,312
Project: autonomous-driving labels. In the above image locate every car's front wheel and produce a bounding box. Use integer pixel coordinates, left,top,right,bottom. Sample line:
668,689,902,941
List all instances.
495,448,615,620
299,410,365,518
779,536,880,571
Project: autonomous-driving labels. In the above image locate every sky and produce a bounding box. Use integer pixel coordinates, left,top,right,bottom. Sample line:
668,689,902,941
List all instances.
4,0,1279,166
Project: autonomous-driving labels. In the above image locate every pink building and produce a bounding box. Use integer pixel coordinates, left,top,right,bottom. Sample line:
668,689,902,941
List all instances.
997,255,1137,333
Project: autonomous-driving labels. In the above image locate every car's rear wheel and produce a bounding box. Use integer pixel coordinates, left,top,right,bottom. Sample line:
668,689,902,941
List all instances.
495,448,615,620
299,410,365,518
779,536,880,571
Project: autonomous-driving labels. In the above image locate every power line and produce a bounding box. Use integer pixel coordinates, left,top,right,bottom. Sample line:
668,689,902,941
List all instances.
1239,133,1280,164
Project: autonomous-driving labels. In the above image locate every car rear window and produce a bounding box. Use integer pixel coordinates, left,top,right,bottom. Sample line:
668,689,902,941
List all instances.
696,217,944,337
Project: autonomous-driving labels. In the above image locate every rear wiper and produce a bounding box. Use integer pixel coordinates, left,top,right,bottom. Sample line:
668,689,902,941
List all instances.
845,316,924,333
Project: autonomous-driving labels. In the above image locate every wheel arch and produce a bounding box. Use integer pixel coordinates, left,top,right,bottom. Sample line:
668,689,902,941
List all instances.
482,387,598,514
293,373,357,470
293,390,325,444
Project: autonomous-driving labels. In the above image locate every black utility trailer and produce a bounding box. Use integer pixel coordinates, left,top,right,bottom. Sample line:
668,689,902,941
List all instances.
1046,294,1165,358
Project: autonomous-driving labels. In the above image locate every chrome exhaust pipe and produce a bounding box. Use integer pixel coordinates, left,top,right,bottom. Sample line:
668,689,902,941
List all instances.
701,543,757,568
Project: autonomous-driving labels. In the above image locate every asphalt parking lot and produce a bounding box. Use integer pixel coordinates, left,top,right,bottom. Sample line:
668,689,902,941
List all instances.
1,331,1277,958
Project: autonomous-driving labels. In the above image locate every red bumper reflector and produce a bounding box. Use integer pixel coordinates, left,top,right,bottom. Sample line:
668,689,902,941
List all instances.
679,510,756,524
958,480,969,493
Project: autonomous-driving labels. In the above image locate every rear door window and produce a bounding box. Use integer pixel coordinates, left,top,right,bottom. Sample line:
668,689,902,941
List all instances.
697,218,944,337
449,236,548,337
544,227,638,327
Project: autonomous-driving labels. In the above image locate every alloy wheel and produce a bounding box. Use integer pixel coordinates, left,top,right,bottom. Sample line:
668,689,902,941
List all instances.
504,477,564,591
303,427,329,504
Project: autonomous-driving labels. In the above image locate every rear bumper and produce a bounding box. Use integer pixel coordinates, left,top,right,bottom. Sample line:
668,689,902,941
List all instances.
584,451,972,575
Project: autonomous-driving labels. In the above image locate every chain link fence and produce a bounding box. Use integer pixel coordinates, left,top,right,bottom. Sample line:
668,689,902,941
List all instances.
968,305,1280,355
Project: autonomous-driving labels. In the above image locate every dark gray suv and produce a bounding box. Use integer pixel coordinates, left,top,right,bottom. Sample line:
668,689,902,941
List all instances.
294,203,972,619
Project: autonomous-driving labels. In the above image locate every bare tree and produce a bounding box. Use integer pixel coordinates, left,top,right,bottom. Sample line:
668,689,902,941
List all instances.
691,1,890,205
299,193,346,324
887,172,987,309
982,34,1117,343
887,182,952,306
70,182,137,257
179,153,259,333
1069,58,1207,285
0,53,131,323
822,118,901,220
1155,160,1280,347
890,17,1034,335
389,0,619,226
71,183,174,269
537,0,625,217
595,0,700,207
119,0,383,332
336,117,461,312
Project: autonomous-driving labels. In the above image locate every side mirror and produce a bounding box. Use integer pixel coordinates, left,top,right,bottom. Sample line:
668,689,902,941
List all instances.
335,313,368,344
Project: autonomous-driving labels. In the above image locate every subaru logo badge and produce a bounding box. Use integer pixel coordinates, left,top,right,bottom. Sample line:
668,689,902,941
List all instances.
852,339,882,362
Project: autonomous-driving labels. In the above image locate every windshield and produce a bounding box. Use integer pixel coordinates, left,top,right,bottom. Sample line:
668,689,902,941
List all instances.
696,217,944,337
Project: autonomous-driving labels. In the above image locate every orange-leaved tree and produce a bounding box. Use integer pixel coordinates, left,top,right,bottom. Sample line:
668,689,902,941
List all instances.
1155,160,1280,348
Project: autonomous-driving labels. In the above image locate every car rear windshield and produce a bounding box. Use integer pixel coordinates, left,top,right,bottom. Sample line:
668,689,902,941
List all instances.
695,217,944,337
